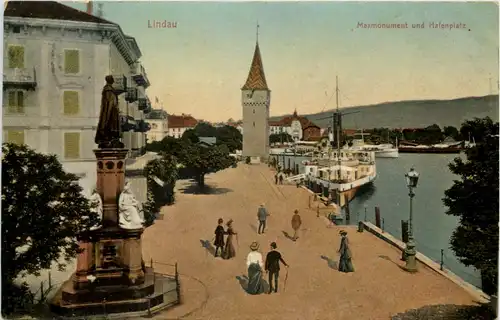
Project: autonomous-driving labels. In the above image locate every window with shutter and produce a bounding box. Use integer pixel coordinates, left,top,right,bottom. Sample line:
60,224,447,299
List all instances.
6,130,25,145
7,90,24,113
8,45,24,68
64,49,80,74
63,91,79,115
64,132,80,159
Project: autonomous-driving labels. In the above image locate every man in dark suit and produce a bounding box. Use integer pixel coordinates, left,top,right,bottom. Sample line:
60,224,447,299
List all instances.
265,242,289,293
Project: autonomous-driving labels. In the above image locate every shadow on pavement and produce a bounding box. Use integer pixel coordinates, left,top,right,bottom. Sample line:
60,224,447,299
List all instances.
249,223,258,234
236,275,270,295
200,239,216,256
378,255,408,272
282,231,296,242
320,255,338,269
180,183,233,195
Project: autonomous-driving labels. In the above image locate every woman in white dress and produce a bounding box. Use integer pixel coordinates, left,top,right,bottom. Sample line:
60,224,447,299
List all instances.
246,241,265,295
118,181,144,229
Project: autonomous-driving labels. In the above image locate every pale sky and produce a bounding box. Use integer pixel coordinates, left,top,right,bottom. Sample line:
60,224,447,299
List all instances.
68,1,499,122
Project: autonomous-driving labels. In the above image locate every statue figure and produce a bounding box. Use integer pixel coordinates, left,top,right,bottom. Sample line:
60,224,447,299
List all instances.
338,230,354,273
89,188,103,230
95,75,123,148
118,181,144,230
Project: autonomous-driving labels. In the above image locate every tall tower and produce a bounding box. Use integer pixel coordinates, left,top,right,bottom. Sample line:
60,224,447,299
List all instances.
241,26,270,161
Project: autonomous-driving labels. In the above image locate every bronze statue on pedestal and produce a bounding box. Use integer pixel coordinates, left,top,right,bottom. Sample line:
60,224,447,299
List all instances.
95,75,124,149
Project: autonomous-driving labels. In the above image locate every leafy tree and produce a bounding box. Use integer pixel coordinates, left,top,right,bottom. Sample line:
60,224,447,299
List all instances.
443,126,460,141
216,125,242,152
270,132,293,144
144,155,179,207
459,116,498,144
179,142,236,187
443,118,499,295
141,189,158,228
181,129,200,144
193,122,218,137
2,143,97,315
146,136,185,158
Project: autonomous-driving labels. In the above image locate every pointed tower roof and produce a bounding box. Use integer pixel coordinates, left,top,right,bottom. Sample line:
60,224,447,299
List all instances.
242,42,269,90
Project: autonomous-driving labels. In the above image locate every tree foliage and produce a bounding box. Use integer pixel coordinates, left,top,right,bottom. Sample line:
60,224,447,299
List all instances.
443,118,499,295
459,116,498,144
443,125,460,141
269,132,293,144
2,143,97,314
215,125,242,152
181,129,200,144
179,143,236,187
145,136,185,158
144,155,179,208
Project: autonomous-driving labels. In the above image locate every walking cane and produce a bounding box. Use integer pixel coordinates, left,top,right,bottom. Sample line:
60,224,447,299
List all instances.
283,267,289,292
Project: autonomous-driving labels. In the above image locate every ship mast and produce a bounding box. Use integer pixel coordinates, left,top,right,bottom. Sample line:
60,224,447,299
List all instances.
335,76,341,181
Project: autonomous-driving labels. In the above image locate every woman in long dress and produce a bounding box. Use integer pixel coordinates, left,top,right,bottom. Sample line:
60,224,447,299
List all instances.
246,241,264,294
223,219,237,260
338,230,354,272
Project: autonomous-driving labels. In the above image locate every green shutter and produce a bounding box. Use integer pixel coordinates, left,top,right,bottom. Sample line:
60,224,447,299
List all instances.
16,91,24,113
64,132,80,159
64,50,80,74
63,91,79,115
7,91,24,113
7,130,25,145
8,46,24,68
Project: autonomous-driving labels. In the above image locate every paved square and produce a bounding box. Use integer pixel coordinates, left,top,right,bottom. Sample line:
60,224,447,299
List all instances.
142,164,476,320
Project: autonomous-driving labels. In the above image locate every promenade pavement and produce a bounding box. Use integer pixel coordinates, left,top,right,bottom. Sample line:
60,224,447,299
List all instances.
141,164,477,320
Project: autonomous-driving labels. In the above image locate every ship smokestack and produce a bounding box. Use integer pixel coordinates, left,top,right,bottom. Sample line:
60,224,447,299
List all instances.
86,1,93,15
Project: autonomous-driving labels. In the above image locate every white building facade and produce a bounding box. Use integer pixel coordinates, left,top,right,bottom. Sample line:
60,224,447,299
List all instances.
167,114,198,139
3,2,152,194
145,109,169,142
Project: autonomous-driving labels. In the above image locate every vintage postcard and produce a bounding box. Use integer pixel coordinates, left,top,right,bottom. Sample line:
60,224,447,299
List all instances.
2,1,498,319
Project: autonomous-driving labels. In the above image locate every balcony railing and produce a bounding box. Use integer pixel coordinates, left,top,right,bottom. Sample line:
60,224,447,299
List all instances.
3,67,37,90
138,98,147,111
143,97,152,114
120,115,137,132
126,87,138,102
131,62,150,88
112,74,127,95
135,119,151,133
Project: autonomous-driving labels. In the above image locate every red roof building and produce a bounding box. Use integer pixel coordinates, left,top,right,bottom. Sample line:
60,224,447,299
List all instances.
167,114,198,138
269,110,321,141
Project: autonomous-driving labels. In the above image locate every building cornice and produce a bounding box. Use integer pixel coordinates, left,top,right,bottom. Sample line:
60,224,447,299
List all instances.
4,17,140,64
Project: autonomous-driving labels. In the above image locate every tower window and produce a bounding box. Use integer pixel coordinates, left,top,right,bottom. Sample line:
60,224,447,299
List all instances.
253,122,255,127
253,109,255,114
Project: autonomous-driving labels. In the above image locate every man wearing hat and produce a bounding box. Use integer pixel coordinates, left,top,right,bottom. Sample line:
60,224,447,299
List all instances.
291,209,302,241
257,204,270,234
265,242,289,294
246,241,265,294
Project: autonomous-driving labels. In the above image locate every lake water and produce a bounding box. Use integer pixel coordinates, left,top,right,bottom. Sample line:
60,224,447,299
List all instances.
272,153,482,288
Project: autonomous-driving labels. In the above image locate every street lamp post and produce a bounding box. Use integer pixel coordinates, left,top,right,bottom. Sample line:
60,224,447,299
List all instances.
364,204,368,221
404,167,419,273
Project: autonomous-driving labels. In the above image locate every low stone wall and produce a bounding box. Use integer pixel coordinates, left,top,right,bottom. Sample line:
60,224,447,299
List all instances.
361,221,490,304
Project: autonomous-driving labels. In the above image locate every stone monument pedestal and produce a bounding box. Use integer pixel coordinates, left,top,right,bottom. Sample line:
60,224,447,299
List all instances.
50,148,180,318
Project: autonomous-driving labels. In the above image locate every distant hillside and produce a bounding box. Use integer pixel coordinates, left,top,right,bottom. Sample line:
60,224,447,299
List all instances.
270,95,499,129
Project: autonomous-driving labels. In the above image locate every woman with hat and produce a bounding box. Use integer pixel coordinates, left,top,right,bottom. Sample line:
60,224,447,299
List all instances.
246,241,264,294
338,230,354,273
223,219,237,260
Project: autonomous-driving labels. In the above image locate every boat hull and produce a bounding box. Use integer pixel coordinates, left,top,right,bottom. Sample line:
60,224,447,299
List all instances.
375,149,399,158
398,147,462,154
